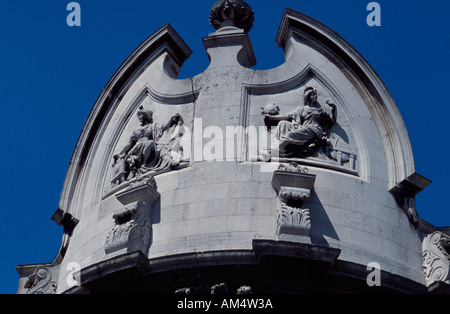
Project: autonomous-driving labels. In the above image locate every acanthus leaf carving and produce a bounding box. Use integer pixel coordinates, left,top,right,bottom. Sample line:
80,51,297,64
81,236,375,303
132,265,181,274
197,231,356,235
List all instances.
105,182,159,255
105,201,153,255
24,266,57,294
422,231,450,287
272,164,316,238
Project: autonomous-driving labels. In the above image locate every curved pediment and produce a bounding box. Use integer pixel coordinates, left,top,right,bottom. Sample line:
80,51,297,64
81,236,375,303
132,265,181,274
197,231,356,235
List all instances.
57,24,194,222
275,8,418,191
57,8,427,226
17,2,439,295
245,63,363,178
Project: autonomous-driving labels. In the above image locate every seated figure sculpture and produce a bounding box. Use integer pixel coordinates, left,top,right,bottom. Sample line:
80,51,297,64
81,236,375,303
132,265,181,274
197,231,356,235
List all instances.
262,86,337,158
111,106,183,185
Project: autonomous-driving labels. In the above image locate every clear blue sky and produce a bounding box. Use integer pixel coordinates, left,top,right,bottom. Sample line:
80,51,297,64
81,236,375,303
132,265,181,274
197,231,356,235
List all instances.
1,0,449,294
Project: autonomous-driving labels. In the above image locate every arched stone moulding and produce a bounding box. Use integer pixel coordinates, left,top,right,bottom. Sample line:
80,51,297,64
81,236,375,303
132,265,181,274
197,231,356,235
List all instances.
275,8,418,191
100,84,199,200
54,8,431,253
53,24,194,260
243,63,365,179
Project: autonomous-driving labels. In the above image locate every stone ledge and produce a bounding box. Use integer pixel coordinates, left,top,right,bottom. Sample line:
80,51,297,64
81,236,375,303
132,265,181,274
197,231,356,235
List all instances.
74,251,150,289
62,241,433,294
252,239,340,267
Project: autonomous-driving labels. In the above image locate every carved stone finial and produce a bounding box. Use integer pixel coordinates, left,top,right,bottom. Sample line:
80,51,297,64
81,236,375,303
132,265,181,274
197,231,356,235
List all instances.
209,0,255,33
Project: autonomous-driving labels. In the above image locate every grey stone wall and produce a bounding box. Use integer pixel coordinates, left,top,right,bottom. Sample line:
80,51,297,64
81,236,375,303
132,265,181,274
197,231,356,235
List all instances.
24,8,435,293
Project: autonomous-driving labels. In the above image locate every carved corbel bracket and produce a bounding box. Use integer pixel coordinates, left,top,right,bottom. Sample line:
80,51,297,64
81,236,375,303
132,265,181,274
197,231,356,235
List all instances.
105,183,160,255
272,164,316,238
24,266,57,294
277,187,311,236
390,172,431,229
422,231,450,288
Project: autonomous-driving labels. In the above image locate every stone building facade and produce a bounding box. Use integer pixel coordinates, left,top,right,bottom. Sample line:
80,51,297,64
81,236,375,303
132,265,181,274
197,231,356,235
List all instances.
16,0,450,294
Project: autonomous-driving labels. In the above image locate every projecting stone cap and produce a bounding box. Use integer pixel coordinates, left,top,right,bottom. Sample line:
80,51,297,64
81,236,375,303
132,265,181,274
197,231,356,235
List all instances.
253,239,341,267
51,208,79,233
390,172,432,198
116,180,160,205
271,169,316,194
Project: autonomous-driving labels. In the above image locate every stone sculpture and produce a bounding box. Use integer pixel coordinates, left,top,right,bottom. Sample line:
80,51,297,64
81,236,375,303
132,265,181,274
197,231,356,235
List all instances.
236,285,253,294
261,103,280,116
263,86,337,158
174,283,253,294
209,0,255,32
111,106,185,186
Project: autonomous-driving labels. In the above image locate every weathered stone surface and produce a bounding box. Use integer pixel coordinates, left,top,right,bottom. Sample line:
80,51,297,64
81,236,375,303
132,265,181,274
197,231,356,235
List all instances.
17,4,440,294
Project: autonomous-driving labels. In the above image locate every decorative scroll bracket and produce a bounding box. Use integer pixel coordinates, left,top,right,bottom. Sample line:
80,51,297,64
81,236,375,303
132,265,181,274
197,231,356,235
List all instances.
422,231,450,289
24,266,57,294
105,182,160,255
272,164,316,239
390,172,432,229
